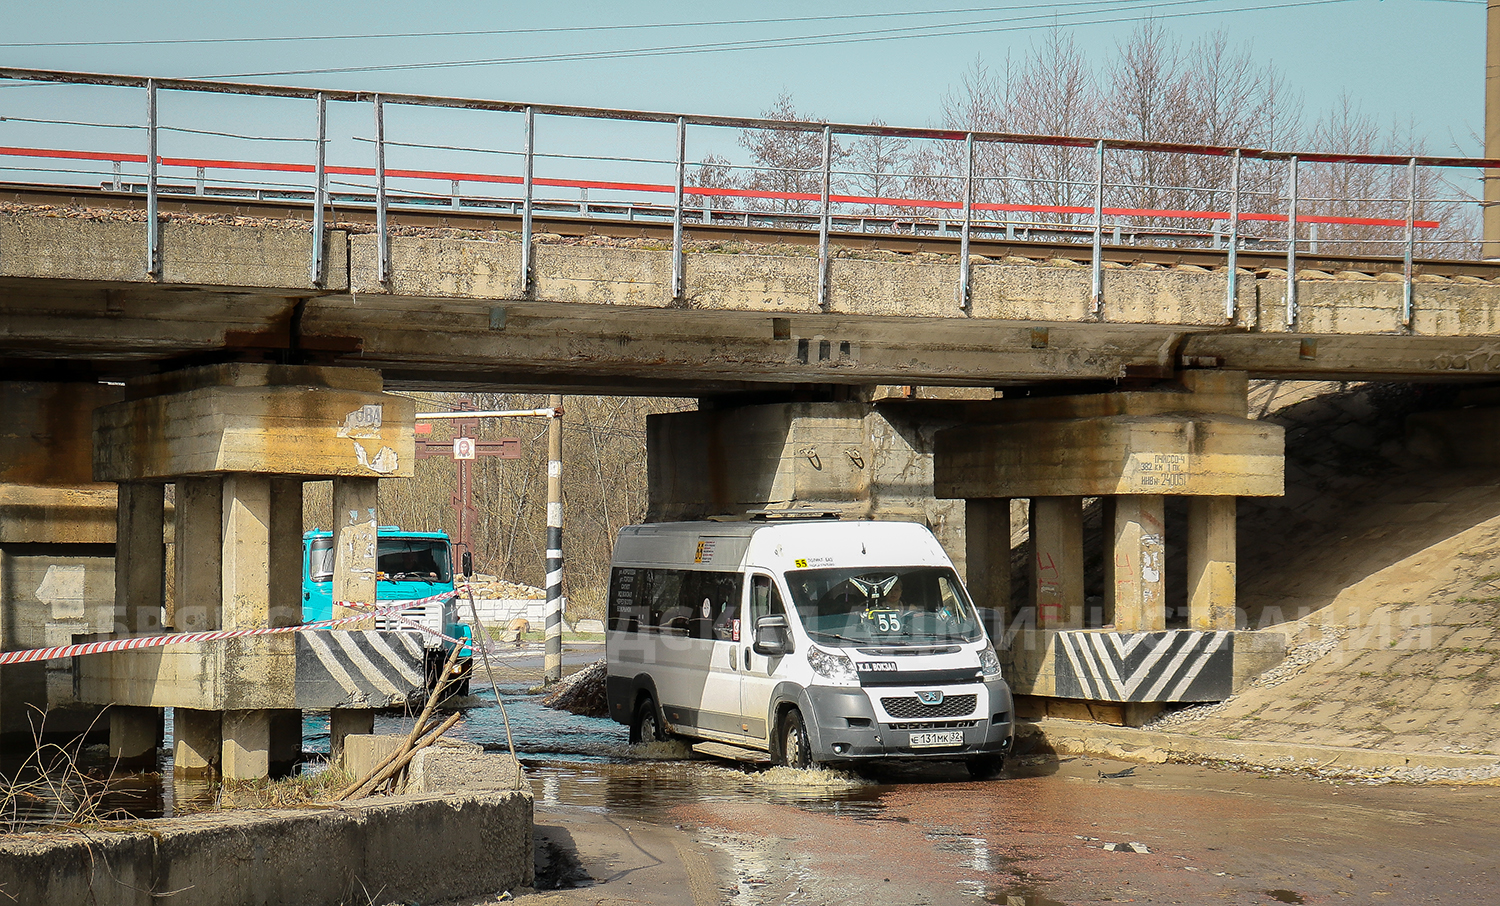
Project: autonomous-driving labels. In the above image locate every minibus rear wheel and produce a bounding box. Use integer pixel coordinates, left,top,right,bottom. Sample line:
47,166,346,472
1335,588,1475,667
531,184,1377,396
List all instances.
630,695,665,744
777,709,813,770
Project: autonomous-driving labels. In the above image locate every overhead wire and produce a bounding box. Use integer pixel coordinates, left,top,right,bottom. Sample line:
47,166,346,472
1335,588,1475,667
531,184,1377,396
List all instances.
0,0,1311,49
209,0,1360,79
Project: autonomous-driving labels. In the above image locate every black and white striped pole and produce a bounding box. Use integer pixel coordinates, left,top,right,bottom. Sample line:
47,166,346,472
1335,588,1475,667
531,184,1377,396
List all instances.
544,394,565,685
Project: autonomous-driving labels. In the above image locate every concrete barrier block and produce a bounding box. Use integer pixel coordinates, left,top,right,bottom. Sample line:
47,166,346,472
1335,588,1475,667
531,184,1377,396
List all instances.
0,791,533,906
409,749,526,793
0,829,157,906
340,732,405,778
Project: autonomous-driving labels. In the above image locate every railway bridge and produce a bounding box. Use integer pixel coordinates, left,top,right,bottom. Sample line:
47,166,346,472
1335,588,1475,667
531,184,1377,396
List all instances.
4,67,1500,776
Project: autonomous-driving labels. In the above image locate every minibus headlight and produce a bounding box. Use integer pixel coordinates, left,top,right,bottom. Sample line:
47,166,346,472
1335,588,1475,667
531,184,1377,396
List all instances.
807,646,858,683
978,648,1001,677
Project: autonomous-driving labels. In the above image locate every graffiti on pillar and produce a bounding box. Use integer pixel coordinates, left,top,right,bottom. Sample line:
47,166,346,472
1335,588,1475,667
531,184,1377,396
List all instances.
1035,551,1062,623
338,404,384,438
1136,453,1190,489
1053,630,1233,702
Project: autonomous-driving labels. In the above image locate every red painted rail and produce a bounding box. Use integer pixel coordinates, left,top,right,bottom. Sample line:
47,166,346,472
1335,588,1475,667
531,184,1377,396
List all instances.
0,144,1440,231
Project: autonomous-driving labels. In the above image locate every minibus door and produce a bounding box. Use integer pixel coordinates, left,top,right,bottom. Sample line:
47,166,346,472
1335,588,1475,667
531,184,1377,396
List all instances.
742,572,788,747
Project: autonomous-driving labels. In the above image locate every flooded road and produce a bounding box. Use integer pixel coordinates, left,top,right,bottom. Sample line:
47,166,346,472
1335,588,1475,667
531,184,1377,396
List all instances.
438,674,1500,905
9,653,1500,904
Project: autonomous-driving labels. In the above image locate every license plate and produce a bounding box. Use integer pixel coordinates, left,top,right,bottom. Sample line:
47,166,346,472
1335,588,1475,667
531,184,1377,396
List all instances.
909,730,964,748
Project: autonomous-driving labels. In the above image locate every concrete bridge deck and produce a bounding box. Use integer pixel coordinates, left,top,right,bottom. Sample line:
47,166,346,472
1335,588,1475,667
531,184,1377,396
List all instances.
4,196,1500,393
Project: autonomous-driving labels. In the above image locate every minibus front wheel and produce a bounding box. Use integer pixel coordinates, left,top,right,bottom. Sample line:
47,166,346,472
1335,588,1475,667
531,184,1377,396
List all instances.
630,695,665,744
777,709,813,770
966,754,1005,780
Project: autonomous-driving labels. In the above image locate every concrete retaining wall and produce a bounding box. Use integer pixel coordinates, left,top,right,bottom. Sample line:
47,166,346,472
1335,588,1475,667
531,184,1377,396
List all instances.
0,790,533,906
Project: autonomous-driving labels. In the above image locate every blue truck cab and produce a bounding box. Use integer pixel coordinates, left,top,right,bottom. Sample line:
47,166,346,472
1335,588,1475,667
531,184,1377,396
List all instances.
302,526,473,695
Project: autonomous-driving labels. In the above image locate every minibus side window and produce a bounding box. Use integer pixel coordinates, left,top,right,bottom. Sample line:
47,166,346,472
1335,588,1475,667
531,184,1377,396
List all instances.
749,574,786,627
608,567,645,632
646,569,686,635
685,570,741,641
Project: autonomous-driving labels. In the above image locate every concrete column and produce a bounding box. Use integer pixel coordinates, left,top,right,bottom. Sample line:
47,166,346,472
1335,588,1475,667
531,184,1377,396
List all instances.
219,476,303,778
222,709,270,779
1111,495,1167,632
221,475,272,630
269,478,304,629
111,482,165,761
330,708,375,765
1030,497,1084,629
331,477,378,623
173,477,223,632
108,707,160,763
1188,496,1238,630
268,479,303,770
115,482,165,634
173,708,221,776
1099,496,1117,627
330,477,378,767
964,498,1012,635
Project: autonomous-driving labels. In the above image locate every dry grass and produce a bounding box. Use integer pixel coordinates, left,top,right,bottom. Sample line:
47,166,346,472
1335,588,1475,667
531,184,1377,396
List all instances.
0,707,116,833
206,766,354,812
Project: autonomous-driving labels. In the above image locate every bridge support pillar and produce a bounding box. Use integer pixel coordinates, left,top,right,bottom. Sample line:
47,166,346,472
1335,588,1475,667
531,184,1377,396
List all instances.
964,498,1013,637
0,383,123,754
81,364,417,781
1111,495,1167,632
1030,497,1084,629
110,482,166,765
330,708,375,764
1188,496,1237,631
173,708,221,775
331,477,379,624
935,371,1286,713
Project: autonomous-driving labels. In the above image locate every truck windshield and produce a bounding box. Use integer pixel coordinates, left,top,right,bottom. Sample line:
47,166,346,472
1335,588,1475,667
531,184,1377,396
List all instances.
784,566,984,646
307,537,452,584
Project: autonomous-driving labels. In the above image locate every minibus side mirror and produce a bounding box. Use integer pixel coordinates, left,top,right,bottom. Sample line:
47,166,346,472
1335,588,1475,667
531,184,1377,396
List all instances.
461,551,474,577
753,615,792,657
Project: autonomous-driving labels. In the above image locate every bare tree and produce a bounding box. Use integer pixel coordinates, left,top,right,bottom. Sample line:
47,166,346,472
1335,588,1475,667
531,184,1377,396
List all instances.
690,152,736,212
738,92,845,215
845,120,911,216
1300,96,1478,259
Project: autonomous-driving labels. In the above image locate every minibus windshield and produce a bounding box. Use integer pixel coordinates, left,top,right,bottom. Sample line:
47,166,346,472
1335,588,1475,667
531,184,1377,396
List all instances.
785,566,984,646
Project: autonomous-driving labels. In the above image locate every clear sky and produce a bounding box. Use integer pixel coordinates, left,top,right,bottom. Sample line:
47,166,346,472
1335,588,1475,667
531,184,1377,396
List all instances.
0,0,1485,157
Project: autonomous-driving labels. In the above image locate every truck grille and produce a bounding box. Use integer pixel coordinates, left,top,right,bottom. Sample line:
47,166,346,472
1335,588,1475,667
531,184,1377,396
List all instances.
376,605,439,646
887,720,979,730
880,693,977,720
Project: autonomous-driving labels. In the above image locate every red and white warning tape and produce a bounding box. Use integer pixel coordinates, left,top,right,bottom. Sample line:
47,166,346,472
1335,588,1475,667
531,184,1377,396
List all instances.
0,588,460,667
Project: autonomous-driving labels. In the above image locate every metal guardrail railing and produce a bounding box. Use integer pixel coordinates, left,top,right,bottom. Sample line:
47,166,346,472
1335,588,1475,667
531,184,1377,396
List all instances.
0,66,1491,331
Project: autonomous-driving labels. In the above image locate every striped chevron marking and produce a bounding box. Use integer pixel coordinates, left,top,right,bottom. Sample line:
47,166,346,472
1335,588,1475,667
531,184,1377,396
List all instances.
299,630,426,697
1053,631,1233,703
0,588,459,666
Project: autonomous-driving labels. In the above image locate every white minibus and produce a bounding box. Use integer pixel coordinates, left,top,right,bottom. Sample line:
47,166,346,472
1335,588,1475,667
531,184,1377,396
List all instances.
604,518,1014,777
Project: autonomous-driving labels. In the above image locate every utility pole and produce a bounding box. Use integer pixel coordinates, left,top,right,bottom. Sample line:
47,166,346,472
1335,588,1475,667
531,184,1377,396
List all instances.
1487,0,1500,257
545,394,565,685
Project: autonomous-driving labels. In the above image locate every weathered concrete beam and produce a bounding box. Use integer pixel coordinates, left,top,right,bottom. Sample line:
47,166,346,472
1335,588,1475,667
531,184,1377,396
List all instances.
648,402,871,520
0,485,116,545
937,413,1285,499
93,364,414,481
0,214,347,291
76,631,425,710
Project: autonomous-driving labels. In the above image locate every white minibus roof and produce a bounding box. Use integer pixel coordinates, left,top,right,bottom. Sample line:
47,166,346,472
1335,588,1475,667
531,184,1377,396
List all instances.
611,520,952,573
